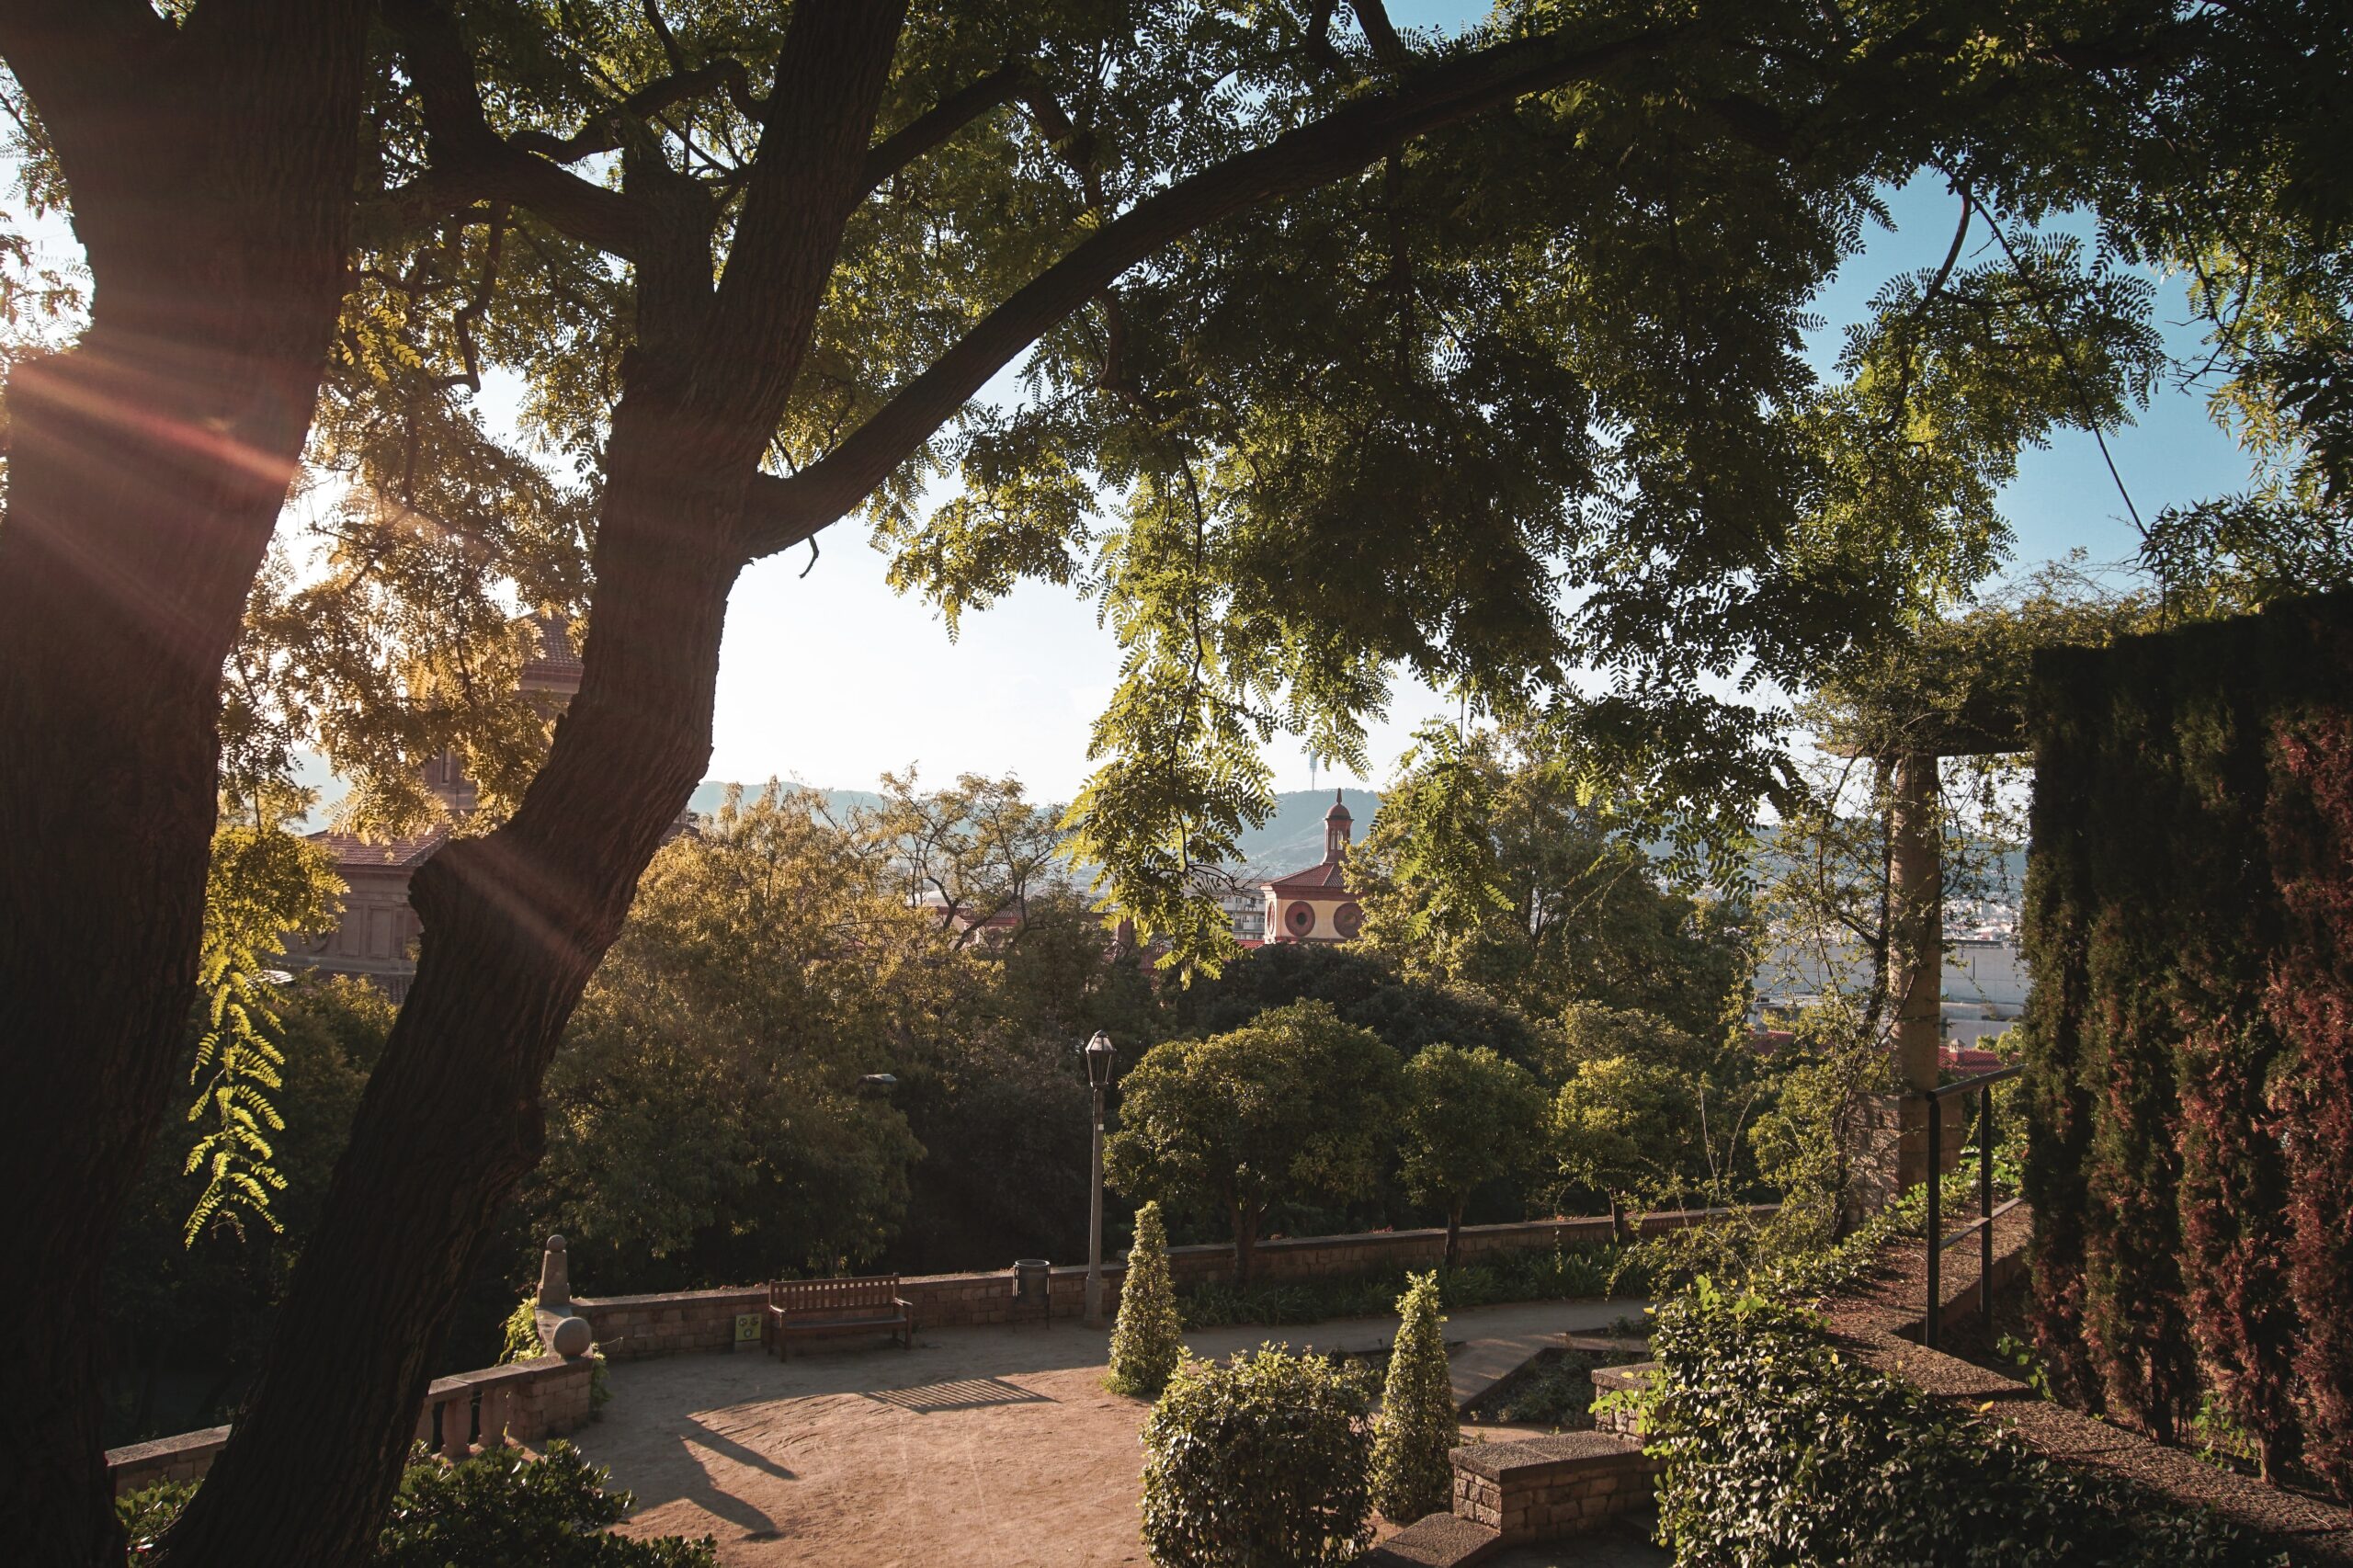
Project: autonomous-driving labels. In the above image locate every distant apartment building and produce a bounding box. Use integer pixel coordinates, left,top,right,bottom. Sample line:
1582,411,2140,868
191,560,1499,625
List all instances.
1754,925,2029,1062
1220,884,1267,944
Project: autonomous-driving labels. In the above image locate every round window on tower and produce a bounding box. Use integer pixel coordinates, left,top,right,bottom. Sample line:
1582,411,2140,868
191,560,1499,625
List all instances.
1285,901,1316,937
1334,902,1363,939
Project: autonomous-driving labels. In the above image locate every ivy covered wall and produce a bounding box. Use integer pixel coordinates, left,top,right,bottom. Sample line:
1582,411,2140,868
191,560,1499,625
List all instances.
2019,592,2353,1486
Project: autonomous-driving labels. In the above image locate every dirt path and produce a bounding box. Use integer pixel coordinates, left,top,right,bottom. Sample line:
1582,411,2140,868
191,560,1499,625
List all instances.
574,1298,1644,1567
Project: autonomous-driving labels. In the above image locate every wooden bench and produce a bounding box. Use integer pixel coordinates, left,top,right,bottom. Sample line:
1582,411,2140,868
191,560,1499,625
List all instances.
763,1276,915,1359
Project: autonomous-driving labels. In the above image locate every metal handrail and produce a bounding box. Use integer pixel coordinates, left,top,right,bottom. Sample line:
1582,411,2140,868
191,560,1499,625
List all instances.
1921,1064,2022,1349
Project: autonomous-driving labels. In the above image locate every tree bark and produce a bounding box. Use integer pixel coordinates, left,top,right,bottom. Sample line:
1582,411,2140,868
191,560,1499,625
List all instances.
158,7,906,1561
157,395,745,1568
0,7,367,1562
1446,1202,1464,1271
1233,1201,1262,1285
1887,751,1944,1188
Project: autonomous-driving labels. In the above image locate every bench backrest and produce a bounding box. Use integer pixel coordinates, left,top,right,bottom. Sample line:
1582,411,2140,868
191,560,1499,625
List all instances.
769,1276,903,1314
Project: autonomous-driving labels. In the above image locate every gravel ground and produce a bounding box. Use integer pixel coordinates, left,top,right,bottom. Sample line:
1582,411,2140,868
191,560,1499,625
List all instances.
573,1298,1642,1567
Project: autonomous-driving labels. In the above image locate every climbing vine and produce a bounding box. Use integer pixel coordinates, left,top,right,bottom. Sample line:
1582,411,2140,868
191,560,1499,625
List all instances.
186,805,344,1243
2018,593,2352,1484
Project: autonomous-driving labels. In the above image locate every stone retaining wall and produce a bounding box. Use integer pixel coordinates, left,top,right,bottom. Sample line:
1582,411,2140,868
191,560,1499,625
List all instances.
1587,1361,1656,1437
574,1206,1772,1363
1449,1431,1656,1543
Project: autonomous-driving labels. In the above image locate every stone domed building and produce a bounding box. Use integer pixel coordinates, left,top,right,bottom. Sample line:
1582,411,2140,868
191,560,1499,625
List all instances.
1259,791,1364,944
290,613,597,1000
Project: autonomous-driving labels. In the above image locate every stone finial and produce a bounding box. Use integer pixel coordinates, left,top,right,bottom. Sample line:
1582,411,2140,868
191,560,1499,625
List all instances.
538,1233,571,1309
551,1316,593,1358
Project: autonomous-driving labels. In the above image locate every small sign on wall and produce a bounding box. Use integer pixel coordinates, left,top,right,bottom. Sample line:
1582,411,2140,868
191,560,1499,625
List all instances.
734,1312,763,1347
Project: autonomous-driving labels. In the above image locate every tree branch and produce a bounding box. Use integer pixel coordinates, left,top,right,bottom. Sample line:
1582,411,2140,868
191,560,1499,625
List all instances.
506,59,758,165
858,59,1031,199
1878,187,1970,435
0,0,174,122
1349,0,1410,67
743,18,1692,558
376,0,655,260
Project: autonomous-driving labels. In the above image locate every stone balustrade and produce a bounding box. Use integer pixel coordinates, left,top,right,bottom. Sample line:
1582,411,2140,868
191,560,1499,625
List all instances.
104,1426,231,1497
107,1349,596,1497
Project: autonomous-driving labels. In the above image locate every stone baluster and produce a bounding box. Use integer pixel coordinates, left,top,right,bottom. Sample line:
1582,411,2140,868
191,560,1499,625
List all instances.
478,1382,510,1449
440,1392,472,1460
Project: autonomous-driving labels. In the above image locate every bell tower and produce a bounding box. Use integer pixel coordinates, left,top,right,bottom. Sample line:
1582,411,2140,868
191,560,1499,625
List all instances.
1324,790,1352,862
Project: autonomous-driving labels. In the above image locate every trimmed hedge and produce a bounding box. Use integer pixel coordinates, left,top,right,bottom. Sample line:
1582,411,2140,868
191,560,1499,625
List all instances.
1176,1244,1622,1330
1108,1200,1187,1398
2019,593,2353,1479
1647,1280,2271,1567
1369,1272,1456,1522
1140,1346,1374,1568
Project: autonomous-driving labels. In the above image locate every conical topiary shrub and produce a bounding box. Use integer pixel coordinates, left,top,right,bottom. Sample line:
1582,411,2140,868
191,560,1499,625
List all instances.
1370,1270,1458,1522
1107,1200,1185,1397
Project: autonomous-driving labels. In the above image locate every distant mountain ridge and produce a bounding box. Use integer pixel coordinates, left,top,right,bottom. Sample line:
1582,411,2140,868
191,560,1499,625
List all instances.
688,781,1381,881
688,780,884,820
296,757,1378,884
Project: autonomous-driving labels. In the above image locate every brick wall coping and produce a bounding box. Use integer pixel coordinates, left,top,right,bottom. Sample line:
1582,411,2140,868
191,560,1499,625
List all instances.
1449,1430,1646,1483
567,1204,1778,1312
568,1283,766,1313
106,1425,231,1473
1587,1361,1657,1397
426,1352,581,1396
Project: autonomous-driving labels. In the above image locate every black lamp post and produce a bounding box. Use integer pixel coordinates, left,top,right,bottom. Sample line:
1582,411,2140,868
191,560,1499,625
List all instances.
1083,1031,1116,1329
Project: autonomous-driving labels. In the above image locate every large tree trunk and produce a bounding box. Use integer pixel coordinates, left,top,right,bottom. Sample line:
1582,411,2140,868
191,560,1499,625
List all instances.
161,16,908,1558
1232,1202,1262,1285
0,9,367,1562
157,391,743,1566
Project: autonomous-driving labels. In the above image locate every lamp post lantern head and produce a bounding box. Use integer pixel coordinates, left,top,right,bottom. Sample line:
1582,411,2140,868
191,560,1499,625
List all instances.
1084,1031,1115,1091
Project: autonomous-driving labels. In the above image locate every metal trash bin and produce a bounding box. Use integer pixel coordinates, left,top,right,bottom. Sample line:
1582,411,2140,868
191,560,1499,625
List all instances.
1012,1258,1051,1326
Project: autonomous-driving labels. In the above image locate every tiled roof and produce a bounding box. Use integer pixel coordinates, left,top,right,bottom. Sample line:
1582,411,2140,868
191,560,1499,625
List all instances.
310,823,449,871
1265,858,1352,893
520,611,584,686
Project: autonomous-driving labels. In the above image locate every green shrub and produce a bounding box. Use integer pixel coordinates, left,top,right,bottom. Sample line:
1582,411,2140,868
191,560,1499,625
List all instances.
1647,1279,2276,1568
117,1441,716,1566
501,1294,545,1363
1174,1244,1624,1331
1369,1272,1457,1522
1108,1200,1187,1397
119,1479,197,1558
1486,1350,1603,1428
1141,1346,1374,1568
